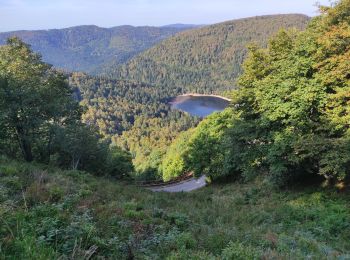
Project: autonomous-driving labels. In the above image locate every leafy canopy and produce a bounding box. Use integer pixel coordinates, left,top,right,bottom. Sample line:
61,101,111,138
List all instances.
173,0,350,185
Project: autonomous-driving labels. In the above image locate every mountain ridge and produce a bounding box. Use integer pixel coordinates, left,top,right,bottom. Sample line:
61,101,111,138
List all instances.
114,14,310,94
0,24,197,73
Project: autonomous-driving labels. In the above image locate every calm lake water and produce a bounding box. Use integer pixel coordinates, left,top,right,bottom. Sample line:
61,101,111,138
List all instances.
171,95,230,117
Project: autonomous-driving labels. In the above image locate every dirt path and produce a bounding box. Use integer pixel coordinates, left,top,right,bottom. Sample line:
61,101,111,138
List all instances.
149,175,206,192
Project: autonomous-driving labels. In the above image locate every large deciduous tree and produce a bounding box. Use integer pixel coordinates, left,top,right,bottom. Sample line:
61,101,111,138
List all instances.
0,37,80,162
227,0,350,184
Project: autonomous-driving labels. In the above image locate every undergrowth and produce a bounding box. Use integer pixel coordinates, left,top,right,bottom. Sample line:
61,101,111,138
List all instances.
0,156,349,259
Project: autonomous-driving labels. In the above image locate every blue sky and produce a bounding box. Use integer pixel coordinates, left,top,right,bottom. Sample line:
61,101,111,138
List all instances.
0,0,331,32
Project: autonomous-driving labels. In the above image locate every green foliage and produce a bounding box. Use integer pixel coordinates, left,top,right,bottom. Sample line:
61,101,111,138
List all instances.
0,38,133,178
0,37,81,162
182,0,350,185
0,158,349,258
65,15,310,181
230,0,350,184
167,249,215,260
69,73,199,179
52,123,134,177
105,146,134,179
161,129,194,181
186,109,236,179
54,123,105,171
116,115,198,179
0,25,195,73
160,109,237,181
221,241,260,260
116,15,309,94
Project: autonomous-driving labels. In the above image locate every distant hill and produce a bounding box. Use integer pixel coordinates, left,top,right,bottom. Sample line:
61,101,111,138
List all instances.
161,24,204,29
114,14,310,94
0,25,197,73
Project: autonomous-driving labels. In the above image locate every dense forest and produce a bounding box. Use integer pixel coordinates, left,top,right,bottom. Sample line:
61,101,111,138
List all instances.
0,25,196,73
69,73,199,177
114,14,310,94
0,16,312,178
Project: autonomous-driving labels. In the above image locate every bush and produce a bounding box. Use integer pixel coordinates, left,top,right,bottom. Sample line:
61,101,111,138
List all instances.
221,241,261,260
175,232,196,249
167,249,214,260
105,146,134,179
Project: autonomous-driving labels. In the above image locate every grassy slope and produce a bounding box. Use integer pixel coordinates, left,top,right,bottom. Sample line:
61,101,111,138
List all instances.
0,157,349,259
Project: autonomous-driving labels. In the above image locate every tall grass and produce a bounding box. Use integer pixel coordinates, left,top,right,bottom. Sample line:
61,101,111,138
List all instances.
0,157,349,259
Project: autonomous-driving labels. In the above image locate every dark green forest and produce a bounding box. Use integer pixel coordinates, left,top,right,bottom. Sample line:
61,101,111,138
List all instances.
1,1,350,258
0,25,196,73
115,14,310,93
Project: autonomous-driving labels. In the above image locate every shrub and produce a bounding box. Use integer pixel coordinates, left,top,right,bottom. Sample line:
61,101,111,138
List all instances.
0,164,18,176
175,232,196,249
221,241,261,260
167,249,215,260
105,146,134,179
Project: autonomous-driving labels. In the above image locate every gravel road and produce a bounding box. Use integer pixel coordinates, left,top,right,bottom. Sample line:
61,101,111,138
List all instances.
149,175,206,193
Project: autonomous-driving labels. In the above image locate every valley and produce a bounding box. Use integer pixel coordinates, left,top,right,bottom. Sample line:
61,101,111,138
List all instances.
63,14,311,180
1,0,350,258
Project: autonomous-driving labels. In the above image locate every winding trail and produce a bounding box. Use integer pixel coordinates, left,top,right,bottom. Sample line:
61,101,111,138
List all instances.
148,175,207,193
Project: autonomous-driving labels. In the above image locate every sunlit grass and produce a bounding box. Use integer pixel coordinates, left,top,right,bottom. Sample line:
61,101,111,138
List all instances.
0,158,349,259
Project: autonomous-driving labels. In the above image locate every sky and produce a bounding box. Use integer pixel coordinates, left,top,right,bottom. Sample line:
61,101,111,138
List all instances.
0,0,332,32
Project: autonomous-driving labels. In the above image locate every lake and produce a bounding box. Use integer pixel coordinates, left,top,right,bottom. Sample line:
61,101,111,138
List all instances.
170,95,230,117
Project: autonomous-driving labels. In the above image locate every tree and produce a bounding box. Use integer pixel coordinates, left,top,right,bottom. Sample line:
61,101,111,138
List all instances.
56,123,102,170
227,0,350,184
186,109,235,179
161,129,194,181
105,146,134,179
0,37,80,162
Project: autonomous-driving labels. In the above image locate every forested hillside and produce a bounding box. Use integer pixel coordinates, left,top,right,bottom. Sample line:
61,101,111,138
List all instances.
69,73,199,178
0,25,197,73
115,14,310,94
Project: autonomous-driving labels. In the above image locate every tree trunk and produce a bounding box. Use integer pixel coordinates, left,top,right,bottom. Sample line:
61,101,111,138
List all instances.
72,155,80,170
46,127,53,164
16,125,33,162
